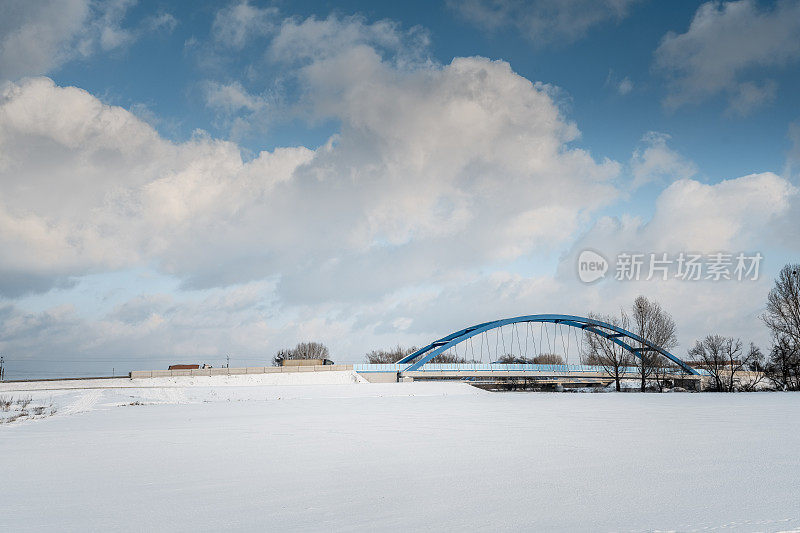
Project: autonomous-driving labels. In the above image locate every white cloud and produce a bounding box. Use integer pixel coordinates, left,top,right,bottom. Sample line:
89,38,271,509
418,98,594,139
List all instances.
269,15,429,63
655,0,800,113
576,172,794,255
630,132,696,188
0,15,621,302
211,1,278,48
617,76,633,95
203,80,270,114
144,12,178,34
449,0,642,46
201,80,279,140
0,172,795,364
548,171,798,349
0,0,176,81
0,0,91,79
0,76,314,296
605,70,634,96
788,120,800,177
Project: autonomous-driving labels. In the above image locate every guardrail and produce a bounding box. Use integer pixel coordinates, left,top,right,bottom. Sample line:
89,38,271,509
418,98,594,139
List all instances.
130,365,354,379
354,363,708,375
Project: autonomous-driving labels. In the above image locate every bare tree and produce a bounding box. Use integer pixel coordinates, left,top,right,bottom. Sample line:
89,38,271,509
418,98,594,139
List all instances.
430,352,474,364
496,353,565,364
740,345,767,392
765,335,800,390
651,354,679,392
762,264,800,390
688,335,760,392
762,264,800,347
365,345,417,364
533,353,565,364
630,296,678,392
365,345,477,364
273,342,330,366
582,312,633,392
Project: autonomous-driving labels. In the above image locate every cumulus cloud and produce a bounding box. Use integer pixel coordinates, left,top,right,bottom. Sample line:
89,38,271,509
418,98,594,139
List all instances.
203,80,271,115
655,0,800,113
0,15,621,302
574,172,794,256
0,76,314,296
449,0,642,46
269,14,429,63
0,0,91,79
0,0,175,81
211,1,278,48
368,172,796,352
630,132,696,188
545,171,798,348
1,172,795,365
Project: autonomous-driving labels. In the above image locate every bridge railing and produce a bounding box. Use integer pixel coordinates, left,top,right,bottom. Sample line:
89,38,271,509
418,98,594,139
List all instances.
354,363,708,375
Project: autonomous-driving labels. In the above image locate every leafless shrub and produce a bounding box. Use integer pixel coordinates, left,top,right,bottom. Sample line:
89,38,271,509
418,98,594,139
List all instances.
365,344,478,364
0,396,11,411
17,396,32,409
3,413,22,424
429,352,475,364
365,345,418,363
496,353,565,364
532,353,565,365
273,342,331,366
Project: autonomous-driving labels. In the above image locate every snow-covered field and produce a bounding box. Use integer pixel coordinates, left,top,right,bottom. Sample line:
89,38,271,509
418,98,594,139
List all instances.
1,375,799,532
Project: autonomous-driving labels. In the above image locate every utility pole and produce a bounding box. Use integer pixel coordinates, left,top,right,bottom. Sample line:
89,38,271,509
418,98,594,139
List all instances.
226,354,230,368
0,355,4,381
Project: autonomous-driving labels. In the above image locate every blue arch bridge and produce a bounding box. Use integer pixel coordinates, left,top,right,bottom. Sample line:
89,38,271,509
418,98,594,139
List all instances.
354,314,704,390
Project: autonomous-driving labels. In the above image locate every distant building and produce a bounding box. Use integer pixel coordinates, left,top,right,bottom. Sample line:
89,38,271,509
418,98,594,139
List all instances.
684,360,743,369
168,364,200,370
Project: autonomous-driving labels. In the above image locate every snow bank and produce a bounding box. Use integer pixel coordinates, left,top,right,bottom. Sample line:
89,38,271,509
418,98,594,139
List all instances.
0,375,483,419
0,369,370,392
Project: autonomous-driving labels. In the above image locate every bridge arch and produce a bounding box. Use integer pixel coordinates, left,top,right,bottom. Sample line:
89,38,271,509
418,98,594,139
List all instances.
397,314,698,375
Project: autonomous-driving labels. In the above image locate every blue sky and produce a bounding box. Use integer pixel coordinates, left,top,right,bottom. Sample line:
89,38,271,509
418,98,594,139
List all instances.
1,0,799,378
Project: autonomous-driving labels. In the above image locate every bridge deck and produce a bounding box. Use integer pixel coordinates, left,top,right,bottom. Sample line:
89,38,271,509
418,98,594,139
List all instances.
355,363,705,377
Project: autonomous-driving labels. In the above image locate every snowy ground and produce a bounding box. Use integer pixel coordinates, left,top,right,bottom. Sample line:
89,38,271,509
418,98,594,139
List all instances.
1,375,799,532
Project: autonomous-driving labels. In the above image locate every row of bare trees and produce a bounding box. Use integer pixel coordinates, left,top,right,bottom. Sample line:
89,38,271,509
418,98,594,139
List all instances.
496,354,565,365
365,345,478,364
273,342,330,366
